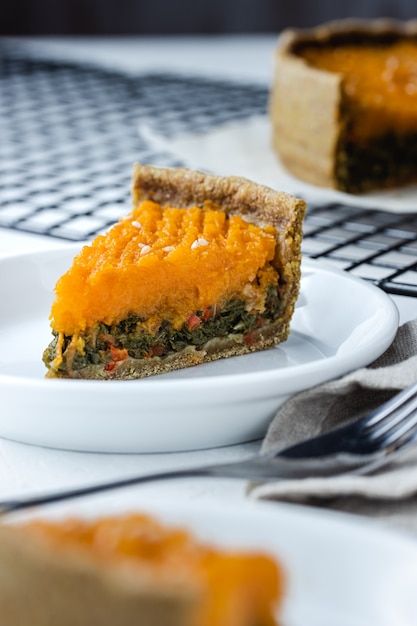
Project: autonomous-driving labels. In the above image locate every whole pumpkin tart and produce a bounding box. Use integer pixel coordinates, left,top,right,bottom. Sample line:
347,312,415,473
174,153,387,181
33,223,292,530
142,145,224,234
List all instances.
270,19,417,193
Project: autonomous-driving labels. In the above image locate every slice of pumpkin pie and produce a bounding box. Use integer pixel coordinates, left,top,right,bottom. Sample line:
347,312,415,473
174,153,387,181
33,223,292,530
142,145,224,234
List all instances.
43,164,305,379
0,512,284,626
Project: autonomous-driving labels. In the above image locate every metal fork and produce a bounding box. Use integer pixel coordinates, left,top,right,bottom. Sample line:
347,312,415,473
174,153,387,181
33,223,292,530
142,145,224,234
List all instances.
1,380,417,516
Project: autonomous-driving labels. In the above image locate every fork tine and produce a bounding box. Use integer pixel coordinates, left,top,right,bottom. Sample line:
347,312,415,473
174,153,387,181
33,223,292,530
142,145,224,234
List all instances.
368,401,417,449
279,380,417,460
361,380,417,431
364,390,417,441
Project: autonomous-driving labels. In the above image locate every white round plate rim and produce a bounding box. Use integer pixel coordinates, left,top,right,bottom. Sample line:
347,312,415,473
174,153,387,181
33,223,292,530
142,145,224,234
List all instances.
14,494,417,626
0,246,399,451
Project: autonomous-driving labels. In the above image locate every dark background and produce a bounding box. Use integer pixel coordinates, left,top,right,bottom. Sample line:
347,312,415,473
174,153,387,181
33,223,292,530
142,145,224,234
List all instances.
1,0,416,36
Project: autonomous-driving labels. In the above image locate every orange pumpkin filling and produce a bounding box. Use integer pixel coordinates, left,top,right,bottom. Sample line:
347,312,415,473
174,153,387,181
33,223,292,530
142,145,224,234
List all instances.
300,40,417,141
50,200,277,336
20,513,284,626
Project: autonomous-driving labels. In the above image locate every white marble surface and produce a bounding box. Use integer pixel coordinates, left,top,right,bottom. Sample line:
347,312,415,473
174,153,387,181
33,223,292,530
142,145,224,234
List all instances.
0,36,416,511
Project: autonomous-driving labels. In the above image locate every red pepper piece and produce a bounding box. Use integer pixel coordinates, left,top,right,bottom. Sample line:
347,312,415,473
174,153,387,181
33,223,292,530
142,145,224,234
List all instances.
187,313,201,330
110,345,129,362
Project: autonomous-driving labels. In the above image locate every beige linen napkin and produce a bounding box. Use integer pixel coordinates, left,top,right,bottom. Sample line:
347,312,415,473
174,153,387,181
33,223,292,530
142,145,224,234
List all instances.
249,319,417,536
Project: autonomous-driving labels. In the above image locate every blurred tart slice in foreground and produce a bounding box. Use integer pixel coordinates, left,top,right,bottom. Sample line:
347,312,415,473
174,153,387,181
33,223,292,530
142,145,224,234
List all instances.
0,513,285,626
43,164,305,380
270,19,417,193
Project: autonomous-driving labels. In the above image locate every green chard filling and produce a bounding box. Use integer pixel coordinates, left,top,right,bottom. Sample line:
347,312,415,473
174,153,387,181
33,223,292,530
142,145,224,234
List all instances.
43,285,282,374
336,130,417,193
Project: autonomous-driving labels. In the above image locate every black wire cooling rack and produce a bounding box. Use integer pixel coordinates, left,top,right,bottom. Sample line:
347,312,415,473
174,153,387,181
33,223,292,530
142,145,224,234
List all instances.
1,41,417,297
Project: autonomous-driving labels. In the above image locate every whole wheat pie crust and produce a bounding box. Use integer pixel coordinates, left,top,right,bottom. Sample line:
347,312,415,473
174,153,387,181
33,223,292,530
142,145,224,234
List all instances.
43,164,305,380
0,513,284,626
270,19,417,193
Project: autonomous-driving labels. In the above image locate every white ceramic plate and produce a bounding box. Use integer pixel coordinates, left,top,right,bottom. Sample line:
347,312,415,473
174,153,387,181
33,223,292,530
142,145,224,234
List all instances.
0,246,398,453
12,494,417,626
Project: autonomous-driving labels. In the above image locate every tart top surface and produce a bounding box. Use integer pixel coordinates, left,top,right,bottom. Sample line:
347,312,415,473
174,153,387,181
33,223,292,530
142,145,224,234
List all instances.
300,39,417,137
50,199,277,335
